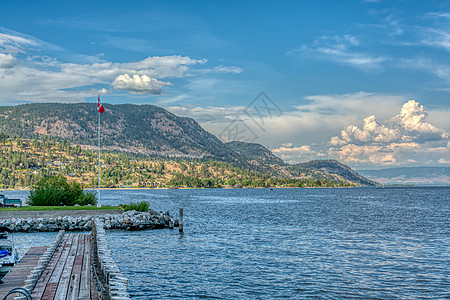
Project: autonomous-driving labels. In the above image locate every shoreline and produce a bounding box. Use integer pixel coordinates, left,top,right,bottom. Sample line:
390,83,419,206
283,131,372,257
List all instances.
5,185,447,192
3,186,364,192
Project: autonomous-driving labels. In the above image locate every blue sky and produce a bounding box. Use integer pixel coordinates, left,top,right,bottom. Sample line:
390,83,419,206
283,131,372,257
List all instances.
0,0,449,168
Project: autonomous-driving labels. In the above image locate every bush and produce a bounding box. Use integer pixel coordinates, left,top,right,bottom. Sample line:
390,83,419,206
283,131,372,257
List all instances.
27,175,97,206
76,191,97,206
120,201,150,212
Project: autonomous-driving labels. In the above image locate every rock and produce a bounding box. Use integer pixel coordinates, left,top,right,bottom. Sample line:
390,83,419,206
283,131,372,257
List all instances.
149,209,158,216
47,224,59,232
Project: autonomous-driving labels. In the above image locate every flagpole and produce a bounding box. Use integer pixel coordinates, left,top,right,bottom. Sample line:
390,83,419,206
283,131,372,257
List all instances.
97,97,101,208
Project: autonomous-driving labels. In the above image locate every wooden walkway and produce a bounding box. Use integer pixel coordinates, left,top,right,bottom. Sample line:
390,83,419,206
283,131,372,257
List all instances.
32,233,98,300
0,246,47,299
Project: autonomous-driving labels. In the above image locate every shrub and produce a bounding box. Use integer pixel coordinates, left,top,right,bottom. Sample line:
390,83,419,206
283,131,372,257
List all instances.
76,191,97,206
27,175,97,206
120,201,150,212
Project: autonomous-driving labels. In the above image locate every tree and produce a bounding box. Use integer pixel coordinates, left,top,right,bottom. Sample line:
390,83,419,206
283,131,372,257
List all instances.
27,175,97,206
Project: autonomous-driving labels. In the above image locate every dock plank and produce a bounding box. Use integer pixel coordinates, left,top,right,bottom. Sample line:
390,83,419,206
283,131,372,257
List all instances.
32,235,69,299
31,233,97,300
0,246,47,300
66,234,85,300
1,233,100,300
79,235,92,300
41,234,74,299
53,234,79,300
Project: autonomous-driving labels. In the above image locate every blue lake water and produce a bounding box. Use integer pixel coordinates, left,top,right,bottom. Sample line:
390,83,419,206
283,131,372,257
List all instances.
4,187,450,299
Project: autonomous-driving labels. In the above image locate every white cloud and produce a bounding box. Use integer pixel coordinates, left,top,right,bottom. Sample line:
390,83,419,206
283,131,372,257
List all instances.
112,74,172,94
290,34,387,70
421,28,450,52
0,32,37,54
332,100,448,146
201,65,243,74
167,105,246,123
400,57,450,82
0,30,239,102
272,145,326,164
168,94,449,168
328,100,450,167
395,100,446,136
0,53,16,68
281,142,293,147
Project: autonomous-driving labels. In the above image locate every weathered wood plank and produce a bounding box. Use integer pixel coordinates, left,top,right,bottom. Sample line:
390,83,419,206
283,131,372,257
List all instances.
41,234,74,300
53,234,79,300
66,234,85,300
79,235,92,300
32,234,69,299
0,246,47,300
27,233,98,300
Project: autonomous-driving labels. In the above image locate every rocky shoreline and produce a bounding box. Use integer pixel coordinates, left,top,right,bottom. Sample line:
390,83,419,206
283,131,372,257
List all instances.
0,210,177,232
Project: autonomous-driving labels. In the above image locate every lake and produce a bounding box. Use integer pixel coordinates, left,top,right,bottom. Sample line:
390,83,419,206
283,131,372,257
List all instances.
5,187,449,299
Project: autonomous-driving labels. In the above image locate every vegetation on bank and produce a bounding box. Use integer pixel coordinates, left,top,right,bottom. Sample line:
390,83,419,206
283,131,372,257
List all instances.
0,136,355,190
0,205,121,211
120,201,150,212
27,175,97,206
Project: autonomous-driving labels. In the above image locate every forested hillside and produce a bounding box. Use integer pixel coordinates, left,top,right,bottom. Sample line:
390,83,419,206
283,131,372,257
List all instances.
0,103,238,160
0,103,376,187
0,137,357,189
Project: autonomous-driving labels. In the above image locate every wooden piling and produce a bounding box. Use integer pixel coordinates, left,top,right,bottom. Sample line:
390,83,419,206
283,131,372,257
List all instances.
179,207,183,233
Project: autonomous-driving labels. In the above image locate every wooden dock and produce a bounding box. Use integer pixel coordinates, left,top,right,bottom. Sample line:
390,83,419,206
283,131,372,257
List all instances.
0,246,47,299
0,225,129,299
31,233,98,300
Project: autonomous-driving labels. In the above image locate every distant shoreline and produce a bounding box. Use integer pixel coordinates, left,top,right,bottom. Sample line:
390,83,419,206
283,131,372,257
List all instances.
3,186,358,192
4,185,449,192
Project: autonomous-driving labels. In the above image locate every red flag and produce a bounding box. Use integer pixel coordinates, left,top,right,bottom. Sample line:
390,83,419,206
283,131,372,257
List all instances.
97,96,105,114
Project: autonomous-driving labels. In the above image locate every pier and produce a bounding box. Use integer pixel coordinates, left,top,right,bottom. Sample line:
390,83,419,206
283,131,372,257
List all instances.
31,233,97,300
0,218,130,299
0,246,47,299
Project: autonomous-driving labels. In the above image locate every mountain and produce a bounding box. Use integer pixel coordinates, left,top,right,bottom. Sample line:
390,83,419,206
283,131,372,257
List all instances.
0,103,375,186
226,141,289,177
0,103,238,161
290,160,378,186
226,141,285,166
358,167,450,186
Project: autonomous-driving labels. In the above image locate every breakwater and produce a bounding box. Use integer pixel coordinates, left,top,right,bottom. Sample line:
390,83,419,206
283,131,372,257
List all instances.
93,218,130,299
0,210,176,232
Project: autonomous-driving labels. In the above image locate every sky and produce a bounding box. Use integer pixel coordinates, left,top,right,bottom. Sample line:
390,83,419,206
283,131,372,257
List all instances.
0,0,449,169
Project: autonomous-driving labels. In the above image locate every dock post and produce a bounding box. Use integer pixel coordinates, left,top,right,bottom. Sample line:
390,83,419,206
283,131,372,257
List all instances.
179,207,183,233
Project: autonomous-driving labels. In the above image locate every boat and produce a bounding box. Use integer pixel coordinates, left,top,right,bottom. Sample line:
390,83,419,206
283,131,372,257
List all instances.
0,195,22,208
0,227,19,277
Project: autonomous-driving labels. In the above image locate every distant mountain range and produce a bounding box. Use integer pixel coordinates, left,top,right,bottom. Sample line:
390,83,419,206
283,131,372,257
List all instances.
0,103,376,186
292,160,378,186
357,167,450,186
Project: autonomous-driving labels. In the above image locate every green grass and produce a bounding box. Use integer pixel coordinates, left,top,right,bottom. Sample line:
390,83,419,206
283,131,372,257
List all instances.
120,201,150,212
0,205,122,211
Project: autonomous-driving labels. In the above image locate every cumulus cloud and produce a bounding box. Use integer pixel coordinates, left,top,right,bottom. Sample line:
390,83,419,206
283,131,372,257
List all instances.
112,74,172,94
168,92,407,149
0,30,240,102
0,53,16,68
328,100,450,167
331,100,448,147
171,96,449,168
